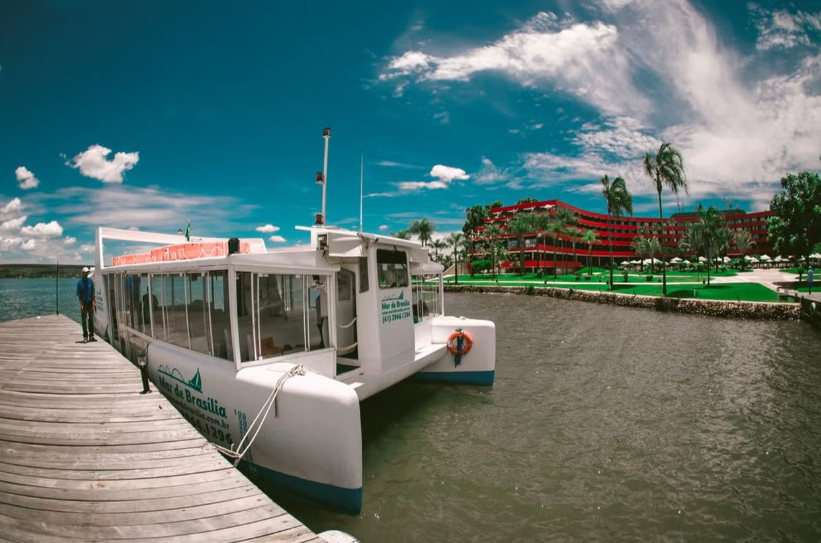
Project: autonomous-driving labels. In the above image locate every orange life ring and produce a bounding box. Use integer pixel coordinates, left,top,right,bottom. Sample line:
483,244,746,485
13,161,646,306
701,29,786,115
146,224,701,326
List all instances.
447,330,473,356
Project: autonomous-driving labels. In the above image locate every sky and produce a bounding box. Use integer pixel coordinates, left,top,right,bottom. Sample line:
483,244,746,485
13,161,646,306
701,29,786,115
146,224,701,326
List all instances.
1,0,820,263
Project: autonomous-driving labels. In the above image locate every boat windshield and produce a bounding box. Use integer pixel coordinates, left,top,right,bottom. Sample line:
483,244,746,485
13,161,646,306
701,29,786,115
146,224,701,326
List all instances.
412,274,441,323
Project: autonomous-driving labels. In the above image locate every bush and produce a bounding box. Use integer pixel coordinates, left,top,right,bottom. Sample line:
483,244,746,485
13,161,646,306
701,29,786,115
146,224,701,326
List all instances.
646,275,654,282
524,285,536,295
575,272,581,281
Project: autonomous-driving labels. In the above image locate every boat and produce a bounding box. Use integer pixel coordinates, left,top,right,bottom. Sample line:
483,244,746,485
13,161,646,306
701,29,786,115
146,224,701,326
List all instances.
90,132,497,514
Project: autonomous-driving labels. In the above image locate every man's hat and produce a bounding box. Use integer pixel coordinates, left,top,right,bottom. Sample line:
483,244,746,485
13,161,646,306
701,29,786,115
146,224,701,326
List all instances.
82,267,89,273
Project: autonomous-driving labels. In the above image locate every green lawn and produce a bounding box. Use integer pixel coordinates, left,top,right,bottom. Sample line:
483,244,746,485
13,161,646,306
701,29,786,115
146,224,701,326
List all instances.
443,273,781,302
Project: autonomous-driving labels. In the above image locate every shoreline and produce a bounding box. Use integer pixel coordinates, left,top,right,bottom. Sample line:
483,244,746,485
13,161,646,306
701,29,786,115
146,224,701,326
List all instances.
444,284,802,321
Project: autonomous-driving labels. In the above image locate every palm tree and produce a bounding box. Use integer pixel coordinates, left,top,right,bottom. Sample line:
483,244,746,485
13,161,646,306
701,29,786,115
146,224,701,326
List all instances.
391,229,410,239
448,232,464,284
732,229,755,260
409,218,436,247
567,226,581,275
507,214,535,275
632,233,648,272
530,212,551,274
484,225,502,279
431,239,447,262
554,207,576,277
693,204,725,287
581,229,597,273
545,217,563,278
601,174,634,288
644,142,687,295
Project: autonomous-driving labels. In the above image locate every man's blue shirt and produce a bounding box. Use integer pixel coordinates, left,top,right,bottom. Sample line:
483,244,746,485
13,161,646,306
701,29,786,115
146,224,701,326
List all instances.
77,277,95,303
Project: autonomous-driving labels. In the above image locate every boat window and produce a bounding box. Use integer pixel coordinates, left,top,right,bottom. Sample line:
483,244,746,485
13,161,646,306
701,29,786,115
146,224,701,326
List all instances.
187,273,212,356
150,274,166,341
309,282,326,352
135,273,151,336
377,249,408,289
209,271,232,360
123,273,141,329
358,257,369,293
412,274,441,323
239,272,312,362
164,273,190,350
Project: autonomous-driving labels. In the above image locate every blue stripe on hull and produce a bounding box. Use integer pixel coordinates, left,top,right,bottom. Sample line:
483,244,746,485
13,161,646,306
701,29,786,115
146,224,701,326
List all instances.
413,370,495,386
237,460,362,514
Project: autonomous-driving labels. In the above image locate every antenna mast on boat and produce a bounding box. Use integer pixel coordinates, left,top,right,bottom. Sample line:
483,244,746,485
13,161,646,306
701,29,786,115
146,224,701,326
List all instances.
317,127,331,225
359,153,364,232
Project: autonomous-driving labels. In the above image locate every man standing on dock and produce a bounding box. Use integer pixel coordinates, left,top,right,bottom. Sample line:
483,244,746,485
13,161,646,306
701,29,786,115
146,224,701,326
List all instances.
77,267,96,343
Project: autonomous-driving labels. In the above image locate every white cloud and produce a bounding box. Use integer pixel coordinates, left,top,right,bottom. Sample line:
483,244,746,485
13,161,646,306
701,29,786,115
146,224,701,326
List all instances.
256,224,280,233
269,235,286,243
376,160,418,168
0,237,22,251
20,221,63,238
752,5,821,51
0,216,27,232
397,181,448,191
21,239,37,251
79,244,95,254
67,144,139,183
379,224,388,231
381,12,648,116
64,236,76,245
1,197,23,219
430,164,469,182
15,166,40,189
474,157,506,185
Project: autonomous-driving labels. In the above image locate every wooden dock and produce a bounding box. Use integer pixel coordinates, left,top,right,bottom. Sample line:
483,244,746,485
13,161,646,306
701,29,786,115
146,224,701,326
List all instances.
0,315,322,543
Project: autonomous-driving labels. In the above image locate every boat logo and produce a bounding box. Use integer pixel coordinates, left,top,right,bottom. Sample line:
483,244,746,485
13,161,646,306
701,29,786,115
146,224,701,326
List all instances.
380,290,411,324
381,291,405,303
158,365,203,393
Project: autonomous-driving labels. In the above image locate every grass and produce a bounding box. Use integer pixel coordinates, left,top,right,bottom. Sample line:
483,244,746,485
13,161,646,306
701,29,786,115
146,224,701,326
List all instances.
443,272,781,303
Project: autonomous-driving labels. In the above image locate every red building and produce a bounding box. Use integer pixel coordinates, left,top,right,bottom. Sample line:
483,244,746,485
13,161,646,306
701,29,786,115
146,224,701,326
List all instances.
471,199,773,274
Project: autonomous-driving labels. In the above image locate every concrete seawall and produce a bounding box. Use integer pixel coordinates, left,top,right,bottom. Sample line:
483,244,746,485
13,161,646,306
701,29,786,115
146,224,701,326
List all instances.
444,285,802,321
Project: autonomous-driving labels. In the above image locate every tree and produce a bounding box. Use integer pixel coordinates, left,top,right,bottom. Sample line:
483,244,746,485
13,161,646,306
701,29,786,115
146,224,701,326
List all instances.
768,171,821,268
644,142,687,295
448,232,465,284
545,216,563,278
554,207,576,276
601,175,634,288
507,214,536,275
484,225,502,279
581,229,597,273
391,229,410,239
567,226,582,275
530,212,551,274
516,196,539,205
431,239,447,261
632,230,649,272
732,229,754,259
700,205,726,287
409,218,436,247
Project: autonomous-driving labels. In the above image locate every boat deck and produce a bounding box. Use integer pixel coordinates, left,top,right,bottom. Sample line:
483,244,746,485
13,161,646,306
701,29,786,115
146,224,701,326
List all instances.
0,315,321,543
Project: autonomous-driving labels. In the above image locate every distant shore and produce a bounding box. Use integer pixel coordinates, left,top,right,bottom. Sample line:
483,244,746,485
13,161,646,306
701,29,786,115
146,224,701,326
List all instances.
445,284,802,321
0,264,88,280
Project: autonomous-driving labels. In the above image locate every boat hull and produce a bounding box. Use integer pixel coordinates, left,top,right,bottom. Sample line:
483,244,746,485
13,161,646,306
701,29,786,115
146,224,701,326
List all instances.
146,341,364,513
413,316,496,385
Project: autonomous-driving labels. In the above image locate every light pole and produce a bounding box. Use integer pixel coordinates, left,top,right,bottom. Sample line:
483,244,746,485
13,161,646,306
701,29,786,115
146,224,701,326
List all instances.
316,127,330,225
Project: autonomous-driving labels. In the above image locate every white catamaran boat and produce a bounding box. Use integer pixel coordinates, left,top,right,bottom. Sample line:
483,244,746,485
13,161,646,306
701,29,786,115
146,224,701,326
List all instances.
91,133,496,514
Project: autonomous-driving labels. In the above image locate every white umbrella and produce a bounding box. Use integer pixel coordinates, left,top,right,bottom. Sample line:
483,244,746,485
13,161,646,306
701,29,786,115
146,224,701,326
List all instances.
810,253,821,259
760,254,772,261
681,259,691,265
619,260,630,267
670,257,682,263
748,257,759,263
630,260,641,265
723,256,731,263
774,255,783,262
698,256,707,263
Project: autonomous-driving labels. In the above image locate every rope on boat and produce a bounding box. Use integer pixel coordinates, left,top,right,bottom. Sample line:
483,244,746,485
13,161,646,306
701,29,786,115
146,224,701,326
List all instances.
213,364,306,466
337,341,358,352
337,316,357,329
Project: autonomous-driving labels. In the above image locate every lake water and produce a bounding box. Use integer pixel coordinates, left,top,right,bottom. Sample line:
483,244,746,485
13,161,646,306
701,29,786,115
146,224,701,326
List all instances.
3,281,820,542
0,278,81,324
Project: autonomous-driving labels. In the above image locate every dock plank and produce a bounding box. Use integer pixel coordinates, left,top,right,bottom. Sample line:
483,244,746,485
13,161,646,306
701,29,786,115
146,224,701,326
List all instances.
0,315,323,542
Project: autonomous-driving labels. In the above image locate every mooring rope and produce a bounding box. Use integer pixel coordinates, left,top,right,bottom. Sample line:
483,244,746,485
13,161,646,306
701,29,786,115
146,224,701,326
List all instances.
213,364,306,466
337,316,357,329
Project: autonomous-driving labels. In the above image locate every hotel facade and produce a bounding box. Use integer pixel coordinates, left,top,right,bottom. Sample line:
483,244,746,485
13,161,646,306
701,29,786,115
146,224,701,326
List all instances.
472,199,773,274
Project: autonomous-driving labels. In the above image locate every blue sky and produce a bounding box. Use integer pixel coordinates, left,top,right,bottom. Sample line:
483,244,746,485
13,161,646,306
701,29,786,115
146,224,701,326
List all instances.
1,0,820,263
